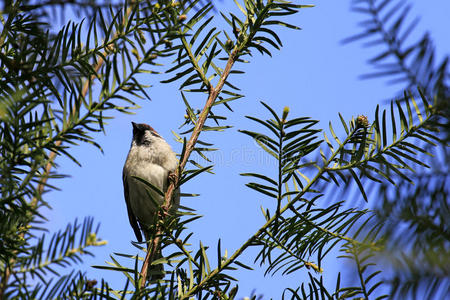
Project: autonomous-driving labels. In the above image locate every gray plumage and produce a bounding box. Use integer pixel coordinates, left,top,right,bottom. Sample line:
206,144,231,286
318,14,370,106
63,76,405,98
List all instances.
123,122,179,241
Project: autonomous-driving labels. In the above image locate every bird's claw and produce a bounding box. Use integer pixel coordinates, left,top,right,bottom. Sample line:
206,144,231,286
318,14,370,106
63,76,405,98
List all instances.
159,205,170,218
168,171,178,184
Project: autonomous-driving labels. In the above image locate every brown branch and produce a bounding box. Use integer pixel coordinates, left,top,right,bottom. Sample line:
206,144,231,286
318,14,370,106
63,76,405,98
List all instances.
0,267,11,300
165,50,238,205
137,1,312,292
139,49,239,287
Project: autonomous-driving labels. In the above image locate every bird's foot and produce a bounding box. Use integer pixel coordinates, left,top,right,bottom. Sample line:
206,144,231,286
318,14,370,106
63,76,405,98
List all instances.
168,171,178,184
159,205,170,218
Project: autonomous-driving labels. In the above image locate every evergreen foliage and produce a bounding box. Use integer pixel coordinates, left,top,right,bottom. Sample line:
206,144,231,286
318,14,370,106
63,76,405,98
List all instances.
0,0,448,299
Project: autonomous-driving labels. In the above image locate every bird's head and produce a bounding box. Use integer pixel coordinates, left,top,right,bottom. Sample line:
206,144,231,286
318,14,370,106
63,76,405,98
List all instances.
131,122,162,146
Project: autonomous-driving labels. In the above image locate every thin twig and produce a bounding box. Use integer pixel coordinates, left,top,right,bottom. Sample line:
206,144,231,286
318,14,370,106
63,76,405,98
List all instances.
179,128,359,299
139,0,279,289
139,46,239,286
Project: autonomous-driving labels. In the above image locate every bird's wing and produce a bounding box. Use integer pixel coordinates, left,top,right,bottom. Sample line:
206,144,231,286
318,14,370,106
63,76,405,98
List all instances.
123,170,143,242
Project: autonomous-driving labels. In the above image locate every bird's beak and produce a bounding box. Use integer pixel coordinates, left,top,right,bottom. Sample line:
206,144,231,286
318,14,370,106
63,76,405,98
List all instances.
131,122,137,129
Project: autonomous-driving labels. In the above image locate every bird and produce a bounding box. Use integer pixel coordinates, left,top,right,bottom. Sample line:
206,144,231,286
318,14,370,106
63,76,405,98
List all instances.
122,122,179,279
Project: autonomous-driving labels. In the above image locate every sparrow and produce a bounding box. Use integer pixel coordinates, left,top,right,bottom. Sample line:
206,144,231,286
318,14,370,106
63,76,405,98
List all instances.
122,122,179,277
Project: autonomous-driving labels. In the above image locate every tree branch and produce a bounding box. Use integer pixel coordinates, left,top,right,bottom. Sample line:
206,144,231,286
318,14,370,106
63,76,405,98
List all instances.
140,44,239,286
179,127,358,298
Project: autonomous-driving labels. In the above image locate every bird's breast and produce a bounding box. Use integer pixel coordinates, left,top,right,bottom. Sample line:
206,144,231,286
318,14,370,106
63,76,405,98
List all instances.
125,162,167,226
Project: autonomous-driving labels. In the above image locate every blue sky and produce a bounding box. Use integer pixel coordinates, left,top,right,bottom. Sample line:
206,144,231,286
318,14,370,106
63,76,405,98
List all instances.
43,1,450,298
